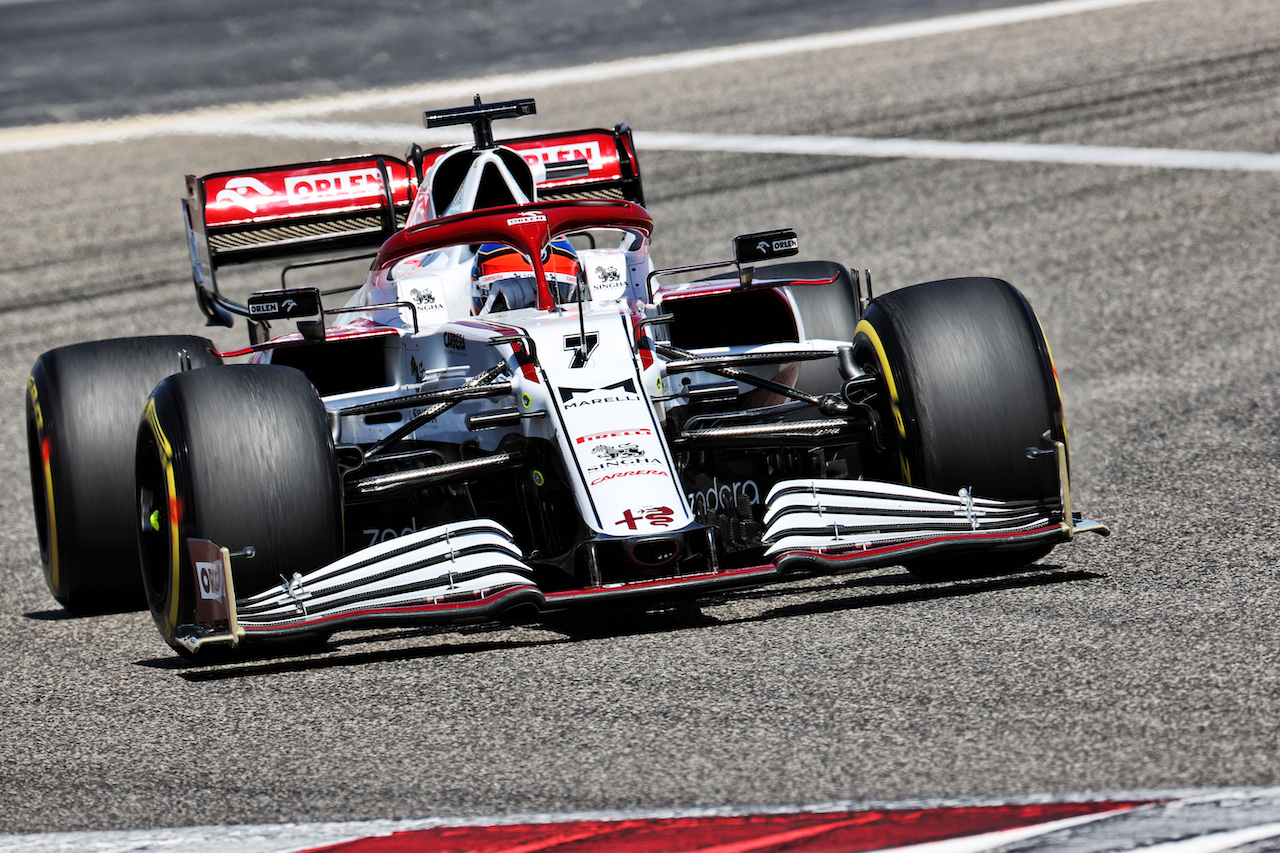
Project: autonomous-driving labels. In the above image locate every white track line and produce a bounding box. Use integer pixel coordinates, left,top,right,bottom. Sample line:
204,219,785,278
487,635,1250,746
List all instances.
633,131,1280,173
103,118,1280,174
0,0,1170,156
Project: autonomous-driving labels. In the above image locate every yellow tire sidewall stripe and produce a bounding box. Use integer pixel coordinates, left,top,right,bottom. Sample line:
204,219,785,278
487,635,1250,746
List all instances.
27,375,59,593
854,319,912,484
143,397,181,637
1035,316,1070,454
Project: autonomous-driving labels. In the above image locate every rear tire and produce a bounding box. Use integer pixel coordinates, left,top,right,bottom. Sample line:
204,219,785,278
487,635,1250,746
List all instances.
136,364,343,657
25,336,221,613
776,261,862,397
852,278,1066,579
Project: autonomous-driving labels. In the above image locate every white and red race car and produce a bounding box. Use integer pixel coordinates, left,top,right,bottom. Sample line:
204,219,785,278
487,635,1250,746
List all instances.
25,97,1107,658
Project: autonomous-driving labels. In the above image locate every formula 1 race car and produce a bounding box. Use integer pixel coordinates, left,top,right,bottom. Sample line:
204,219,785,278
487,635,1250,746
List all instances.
25,97,1108,658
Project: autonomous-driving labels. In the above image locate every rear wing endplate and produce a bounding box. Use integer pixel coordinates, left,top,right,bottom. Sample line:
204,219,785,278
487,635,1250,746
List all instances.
184,154,415,326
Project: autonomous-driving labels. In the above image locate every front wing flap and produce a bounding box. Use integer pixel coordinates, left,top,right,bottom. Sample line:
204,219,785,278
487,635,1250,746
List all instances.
175,520,541,653
762,478,1109,572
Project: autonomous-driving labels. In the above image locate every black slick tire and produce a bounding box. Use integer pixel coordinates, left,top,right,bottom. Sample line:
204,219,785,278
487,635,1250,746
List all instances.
25,336,222,614
136,364,342,658
852,277,1066,579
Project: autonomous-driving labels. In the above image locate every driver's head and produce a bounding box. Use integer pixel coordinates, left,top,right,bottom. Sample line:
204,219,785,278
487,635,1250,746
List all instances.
470,240,582,314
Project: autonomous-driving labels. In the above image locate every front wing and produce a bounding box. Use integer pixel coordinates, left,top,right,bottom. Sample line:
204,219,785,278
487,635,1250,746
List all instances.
176,467,1106,653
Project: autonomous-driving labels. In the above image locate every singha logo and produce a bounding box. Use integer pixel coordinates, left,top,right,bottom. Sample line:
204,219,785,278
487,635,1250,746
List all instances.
592,443,645,460
594,265,621,284
409,288,438,309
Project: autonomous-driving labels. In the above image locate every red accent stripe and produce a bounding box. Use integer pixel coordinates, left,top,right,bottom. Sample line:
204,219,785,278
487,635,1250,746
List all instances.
629,305,654,370
217,326,399,358
658,275,838,302
453,320,540,382
801,523,1063,562
305,801,1150,852
544,564,776,602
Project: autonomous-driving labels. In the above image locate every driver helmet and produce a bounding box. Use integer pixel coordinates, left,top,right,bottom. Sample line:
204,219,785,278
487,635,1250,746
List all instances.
471,240,583,314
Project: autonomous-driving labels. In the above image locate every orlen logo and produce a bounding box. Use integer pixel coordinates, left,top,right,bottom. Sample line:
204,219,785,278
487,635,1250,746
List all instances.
215,177,275,212
196,560,224,601
757,237,798,254
285,168,385,203
249,301,278,316
507,211,548,226
522,141,604,172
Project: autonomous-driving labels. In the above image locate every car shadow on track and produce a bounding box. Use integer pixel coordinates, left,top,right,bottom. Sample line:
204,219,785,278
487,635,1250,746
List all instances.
140,629,571,682
744,565,1104,622
139,565,1101,681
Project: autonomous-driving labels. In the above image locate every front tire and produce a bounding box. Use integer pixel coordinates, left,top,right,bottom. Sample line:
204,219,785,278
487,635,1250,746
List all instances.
26,336,221,613
853,277,1066,579
137,364,343,657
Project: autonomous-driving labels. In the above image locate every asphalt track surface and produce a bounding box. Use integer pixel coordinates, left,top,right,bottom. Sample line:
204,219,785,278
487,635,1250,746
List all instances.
1,0,1279,838
0,0,1035,127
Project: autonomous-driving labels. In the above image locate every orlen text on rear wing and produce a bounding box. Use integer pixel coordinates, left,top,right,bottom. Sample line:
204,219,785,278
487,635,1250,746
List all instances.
183,154,415,328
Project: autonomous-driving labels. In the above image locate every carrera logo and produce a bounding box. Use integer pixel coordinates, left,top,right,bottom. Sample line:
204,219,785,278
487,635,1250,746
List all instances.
443,332,467,352
522,141,604,172
576,428,652,444
506,212,548,226
285,168,385,202
590,469,670,486
196,560,224,601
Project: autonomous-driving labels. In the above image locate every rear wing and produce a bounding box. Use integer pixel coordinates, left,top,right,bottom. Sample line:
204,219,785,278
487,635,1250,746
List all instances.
184,125,644,328
183,154,415,326
410,125,644,206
